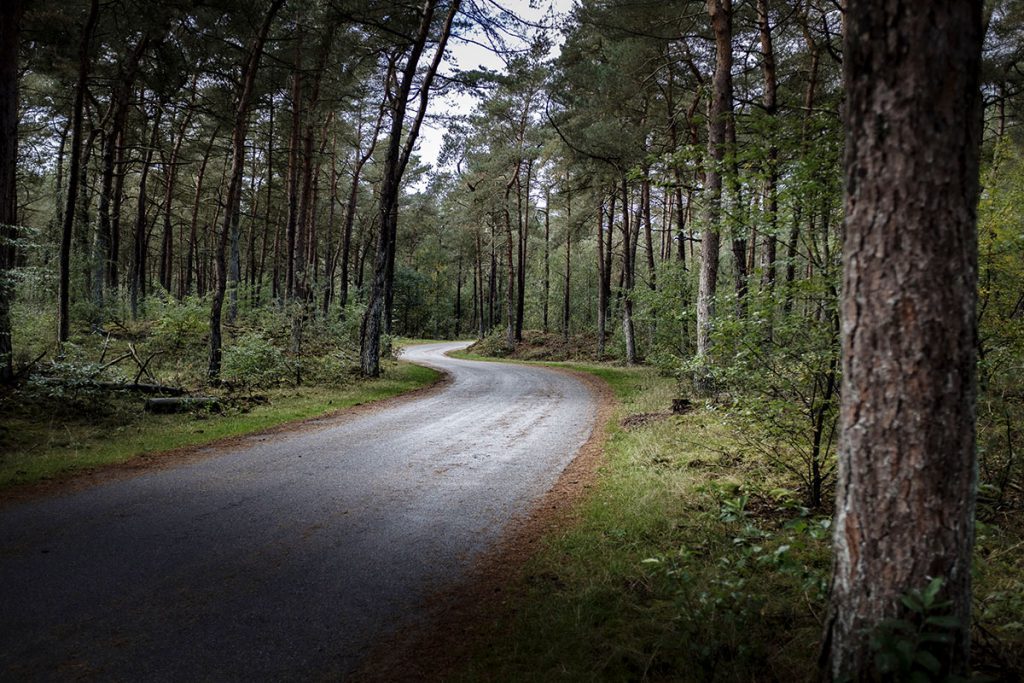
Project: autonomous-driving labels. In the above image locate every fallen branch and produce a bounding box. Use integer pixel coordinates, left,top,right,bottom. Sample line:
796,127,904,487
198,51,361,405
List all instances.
144,396,220,414
127,343,161,385
103,382,186,396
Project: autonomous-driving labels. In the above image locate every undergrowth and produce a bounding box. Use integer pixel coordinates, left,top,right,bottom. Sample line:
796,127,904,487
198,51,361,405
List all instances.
0,298,441,490
450,354,1024,681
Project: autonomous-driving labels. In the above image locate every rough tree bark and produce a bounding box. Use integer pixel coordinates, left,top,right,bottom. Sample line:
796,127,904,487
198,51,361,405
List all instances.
757,0,778,294
696,0,731,363
57,0,100,344
360,0,460,377
0,0,24,382
208,0,286,381
822,1,983,678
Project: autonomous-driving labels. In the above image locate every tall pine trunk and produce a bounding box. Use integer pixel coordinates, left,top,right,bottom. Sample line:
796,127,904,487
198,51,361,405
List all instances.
0,0,24,382
57,0,100,344
360,0,459,376
695,0,732,374
823,1,983,677
208,0,285,381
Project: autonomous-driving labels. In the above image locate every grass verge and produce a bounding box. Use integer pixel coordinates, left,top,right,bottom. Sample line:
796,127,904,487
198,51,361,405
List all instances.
448,350,1024,680
0,361,440,492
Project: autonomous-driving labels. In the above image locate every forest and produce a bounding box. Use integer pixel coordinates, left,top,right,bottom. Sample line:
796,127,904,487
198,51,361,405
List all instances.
1,0,1023,680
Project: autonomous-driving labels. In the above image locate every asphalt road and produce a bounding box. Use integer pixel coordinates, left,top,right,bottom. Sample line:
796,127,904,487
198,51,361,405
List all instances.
0,342,598,681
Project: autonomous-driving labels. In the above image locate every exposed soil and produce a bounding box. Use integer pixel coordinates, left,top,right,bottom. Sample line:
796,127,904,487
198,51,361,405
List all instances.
621,411,672,430
353,368,616,682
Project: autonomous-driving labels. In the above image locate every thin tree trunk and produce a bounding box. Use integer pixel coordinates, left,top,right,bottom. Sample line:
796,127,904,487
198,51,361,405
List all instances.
360,0,460,376
340,102,385,314
454,250,462,336
504,185,516,349
822,1,983,677
785,21,820,313
515,159,532,342
95,34,154,307
562,180,571,341
758,0,779,295
621,177,637,365
161,87,195,296
257,102,274,305
185,127,217,298
542,187,550,333
323,126,339,315
285,40,303,301
476,226,485,338
58,0,100,344
131,107,161,319
77,127,99,319
696,0,732,366
208,0,285,381
109,129,126,290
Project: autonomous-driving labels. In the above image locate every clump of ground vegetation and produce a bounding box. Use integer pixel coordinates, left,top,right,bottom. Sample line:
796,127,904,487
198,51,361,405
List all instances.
470,330,603,362
0,298,436,490
446,356,1024,681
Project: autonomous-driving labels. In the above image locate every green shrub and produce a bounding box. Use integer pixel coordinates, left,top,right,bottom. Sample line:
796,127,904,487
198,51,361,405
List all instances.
152,297,208,351
222,332,287,390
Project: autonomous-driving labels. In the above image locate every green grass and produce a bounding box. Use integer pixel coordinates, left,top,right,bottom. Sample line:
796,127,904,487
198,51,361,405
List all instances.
446,354,828,680
0,361,439,491
448,350,1024,680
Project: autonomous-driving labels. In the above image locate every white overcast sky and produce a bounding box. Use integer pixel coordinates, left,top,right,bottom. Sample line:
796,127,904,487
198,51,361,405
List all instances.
416,0,575,172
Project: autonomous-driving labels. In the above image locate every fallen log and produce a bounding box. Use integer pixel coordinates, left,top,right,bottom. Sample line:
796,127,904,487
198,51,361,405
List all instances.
144,397,221,414
29,378,186,396
100,382,186,396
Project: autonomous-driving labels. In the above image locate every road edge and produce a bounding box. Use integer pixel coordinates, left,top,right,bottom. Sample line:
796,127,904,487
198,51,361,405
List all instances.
0,360,453,509
353,362,617,682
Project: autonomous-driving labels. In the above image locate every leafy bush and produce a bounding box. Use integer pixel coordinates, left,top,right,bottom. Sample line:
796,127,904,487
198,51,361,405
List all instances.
705,285,841,508
221,332,287,390
152,297,208,351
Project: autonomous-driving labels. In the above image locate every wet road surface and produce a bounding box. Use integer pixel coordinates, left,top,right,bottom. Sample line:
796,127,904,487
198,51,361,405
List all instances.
0,342,597,680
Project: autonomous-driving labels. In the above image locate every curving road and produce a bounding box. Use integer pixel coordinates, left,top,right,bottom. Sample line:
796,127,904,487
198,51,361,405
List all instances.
0,342,598,680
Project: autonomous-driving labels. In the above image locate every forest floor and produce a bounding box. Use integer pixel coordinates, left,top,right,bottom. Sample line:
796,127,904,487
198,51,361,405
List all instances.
369,344,1024,681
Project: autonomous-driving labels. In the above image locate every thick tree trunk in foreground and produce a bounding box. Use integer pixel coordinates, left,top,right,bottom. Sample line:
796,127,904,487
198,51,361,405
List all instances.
0,0,24,382
822,1,983,678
